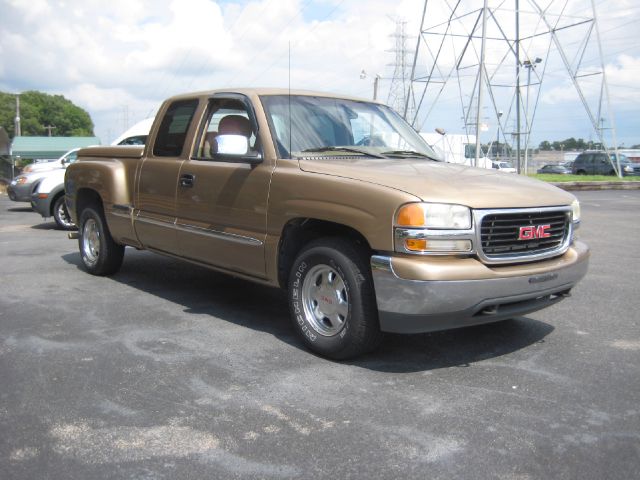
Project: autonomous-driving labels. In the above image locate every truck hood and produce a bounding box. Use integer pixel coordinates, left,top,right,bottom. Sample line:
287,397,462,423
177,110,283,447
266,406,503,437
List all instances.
299,158,575,209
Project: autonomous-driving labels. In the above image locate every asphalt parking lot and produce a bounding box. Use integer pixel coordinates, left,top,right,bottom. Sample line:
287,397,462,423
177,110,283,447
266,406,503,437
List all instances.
1,190,639,479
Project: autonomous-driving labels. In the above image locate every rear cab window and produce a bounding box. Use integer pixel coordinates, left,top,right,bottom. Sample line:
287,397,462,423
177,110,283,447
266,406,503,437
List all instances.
153,99,199,157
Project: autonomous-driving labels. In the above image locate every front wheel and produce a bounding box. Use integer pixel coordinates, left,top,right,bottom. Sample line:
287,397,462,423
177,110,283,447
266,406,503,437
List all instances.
78,206,124,276
288,238,382,359
52,195,76,230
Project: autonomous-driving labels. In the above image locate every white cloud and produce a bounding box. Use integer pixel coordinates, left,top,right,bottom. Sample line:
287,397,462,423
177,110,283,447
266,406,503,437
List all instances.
0,0,638,145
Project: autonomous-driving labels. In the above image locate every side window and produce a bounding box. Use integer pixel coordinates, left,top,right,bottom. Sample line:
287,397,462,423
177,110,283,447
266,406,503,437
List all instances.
153,99,199,157
464,144,475,159
578,154,590,165
195,99,257,159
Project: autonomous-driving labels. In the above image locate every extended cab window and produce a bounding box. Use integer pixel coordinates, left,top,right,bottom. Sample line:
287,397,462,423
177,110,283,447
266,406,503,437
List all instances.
153,99,198,157
195,98,258,159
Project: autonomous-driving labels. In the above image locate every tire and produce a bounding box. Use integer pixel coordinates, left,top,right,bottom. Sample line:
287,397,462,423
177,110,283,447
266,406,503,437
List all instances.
78,206,124,276
52,195,76,230
288,237,382,359
576,170,586,175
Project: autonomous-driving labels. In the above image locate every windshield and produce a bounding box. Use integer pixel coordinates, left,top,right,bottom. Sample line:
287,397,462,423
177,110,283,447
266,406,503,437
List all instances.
260,95,439,160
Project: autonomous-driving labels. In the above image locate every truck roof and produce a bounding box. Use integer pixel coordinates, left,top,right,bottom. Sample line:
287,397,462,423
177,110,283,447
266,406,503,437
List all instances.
165,88,379,104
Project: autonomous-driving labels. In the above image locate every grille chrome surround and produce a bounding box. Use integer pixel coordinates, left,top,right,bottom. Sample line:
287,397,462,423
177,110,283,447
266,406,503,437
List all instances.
474,206,573,264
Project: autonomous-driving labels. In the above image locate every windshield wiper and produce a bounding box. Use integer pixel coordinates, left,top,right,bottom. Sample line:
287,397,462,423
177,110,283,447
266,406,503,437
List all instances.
381,150,440,161
300,146,385,159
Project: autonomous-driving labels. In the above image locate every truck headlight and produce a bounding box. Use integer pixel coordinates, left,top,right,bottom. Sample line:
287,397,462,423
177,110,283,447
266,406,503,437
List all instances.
396,203,471,229
395,203,473,254
623,165,633,173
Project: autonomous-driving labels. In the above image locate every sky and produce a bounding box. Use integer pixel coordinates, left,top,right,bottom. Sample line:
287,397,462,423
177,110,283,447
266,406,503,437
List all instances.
0,0,639,148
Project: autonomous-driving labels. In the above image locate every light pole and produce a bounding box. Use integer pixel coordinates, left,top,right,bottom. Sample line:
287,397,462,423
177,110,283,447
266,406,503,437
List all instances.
523,57,542,174
360,70,382,101
496,110,503,160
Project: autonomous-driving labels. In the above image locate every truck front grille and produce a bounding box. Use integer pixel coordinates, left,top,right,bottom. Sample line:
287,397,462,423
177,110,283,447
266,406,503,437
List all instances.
479,209,570,260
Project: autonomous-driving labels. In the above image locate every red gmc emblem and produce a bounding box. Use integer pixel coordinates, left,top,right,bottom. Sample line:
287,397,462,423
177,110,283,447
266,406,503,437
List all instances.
518,224,551,240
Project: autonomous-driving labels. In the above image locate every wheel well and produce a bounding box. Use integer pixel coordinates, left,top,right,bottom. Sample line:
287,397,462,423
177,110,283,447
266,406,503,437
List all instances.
76,189,104,218
49,190,65,216
277,218,373,289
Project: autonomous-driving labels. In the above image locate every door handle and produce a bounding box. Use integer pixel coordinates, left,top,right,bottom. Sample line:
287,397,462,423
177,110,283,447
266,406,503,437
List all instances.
180,173,195,188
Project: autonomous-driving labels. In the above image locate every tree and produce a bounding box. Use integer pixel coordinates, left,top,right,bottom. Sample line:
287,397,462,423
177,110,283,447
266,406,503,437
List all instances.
539,140,552,151
0,91,94,138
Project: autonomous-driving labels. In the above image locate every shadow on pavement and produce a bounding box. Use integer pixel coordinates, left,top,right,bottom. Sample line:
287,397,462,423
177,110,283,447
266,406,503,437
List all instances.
7,206,33,212
62,249,554,372
31,222,58,230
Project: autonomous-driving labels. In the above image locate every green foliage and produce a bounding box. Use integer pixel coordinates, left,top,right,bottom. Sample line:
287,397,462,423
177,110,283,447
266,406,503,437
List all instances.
0,91,94,138
538,137,610,151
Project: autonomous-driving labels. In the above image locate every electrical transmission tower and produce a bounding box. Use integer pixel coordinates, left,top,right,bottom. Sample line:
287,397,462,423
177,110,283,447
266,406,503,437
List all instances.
405,0,621,175
387,19,416,120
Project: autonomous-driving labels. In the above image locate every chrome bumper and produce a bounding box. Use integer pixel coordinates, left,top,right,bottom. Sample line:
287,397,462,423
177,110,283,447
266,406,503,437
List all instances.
371,242,589,334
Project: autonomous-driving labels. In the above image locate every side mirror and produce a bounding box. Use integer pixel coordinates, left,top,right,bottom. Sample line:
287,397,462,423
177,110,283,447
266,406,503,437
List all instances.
216,135,249,155
214,134,263,165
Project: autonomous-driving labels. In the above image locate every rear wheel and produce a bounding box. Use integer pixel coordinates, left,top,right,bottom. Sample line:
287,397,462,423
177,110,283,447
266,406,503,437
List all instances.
576,170,587,175
78,206,124,276
52,195,75,230
288,238,382,359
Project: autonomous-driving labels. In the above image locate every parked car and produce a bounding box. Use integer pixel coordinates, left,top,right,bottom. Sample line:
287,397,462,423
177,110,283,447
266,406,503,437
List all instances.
537,164,571,174
7,149,80,204
31,168,75,230
571,151,640,176
21,148,80,174
7,170,57,203
492,161,517,173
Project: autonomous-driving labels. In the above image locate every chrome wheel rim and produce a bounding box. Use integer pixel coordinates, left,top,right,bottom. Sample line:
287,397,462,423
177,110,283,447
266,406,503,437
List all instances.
56,201,74,228
301,264,349,336
82,218,100,266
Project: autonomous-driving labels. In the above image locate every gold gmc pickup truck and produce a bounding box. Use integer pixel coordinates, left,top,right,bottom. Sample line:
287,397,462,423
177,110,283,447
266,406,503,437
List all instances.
65,88,589,359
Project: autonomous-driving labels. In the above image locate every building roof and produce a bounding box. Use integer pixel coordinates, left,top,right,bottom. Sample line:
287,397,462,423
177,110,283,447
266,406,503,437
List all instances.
11,136,101,159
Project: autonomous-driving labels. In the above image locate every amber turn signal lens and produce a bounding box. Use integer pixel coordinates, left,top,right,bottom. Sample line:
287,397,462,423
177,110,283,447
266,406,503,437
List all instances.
396,204,425,227
38,193,48,199
405,239,428,251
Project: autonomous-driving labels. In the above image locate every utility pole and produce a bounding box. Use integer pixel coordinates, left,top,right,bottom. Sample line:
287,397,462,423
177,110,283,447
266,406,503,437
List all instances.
515,0,521,173
523,57,542,174
44,125,56,136
14,95,21,137
474,0,488,168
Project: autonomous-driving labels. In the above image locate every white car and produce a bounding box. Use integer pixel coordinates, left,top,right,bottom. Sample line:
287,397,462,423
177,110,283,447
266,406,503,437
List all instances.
22,148,80,174
492,161,517,173
30,168,75,230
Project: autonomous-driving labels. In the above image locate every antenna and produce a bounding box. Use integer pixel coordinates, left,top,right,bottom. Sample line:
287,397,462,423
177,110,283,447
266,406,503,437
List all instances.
288,41,292,158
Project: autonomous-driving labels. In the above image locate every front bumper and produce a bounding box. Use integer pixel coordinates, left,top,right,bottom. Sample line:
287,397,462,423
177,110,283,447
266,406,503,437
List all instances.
371,241,589,334
7,183,32,202
31,193,52,218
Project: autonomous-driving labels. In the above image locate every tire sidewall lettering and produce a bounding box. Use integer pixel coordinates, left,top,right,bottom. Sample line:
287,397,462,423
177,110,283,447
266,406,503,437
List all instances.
289,252,351,345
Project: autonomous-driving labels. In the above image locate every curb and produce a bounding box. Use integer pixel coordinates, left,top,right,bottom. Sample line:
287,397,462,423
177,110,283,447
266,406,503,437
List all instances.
551,181,640,191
